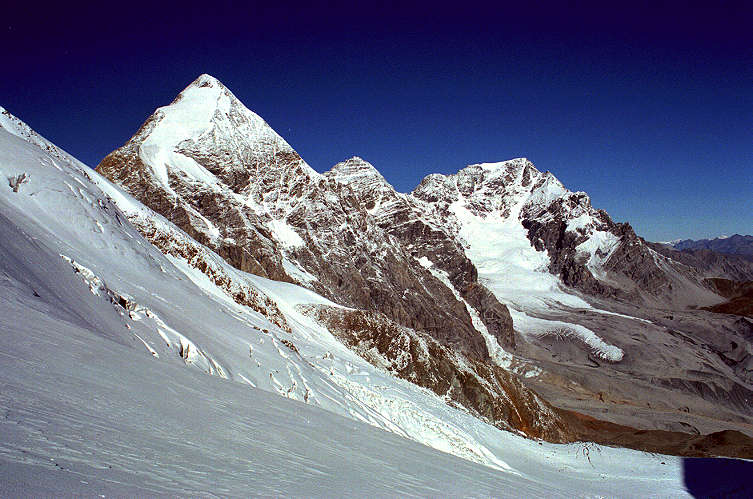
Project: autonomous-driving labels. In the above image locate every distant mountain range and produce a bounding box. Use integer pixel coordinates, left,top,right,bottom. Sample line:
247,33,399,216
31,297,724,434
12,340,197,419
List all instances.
668,234,753,256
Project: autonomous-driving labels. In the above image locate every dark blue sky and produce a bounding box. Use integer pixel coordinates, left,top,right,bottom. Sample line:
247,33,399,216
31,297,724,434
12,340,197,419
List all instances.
3,1,751,241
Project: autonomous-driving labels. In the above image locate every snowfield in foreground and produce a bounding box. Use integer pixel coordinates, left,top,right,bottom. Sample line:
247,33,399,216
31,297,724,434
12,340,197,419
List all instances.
0,112,693,496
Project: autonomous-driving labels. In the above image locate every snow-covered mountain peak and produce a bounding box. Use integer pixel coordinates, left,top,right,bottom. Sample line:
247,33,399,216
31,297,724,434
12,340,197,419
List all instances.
151,73,316,174
170,73,231,105
325,156,393,194
97,75,326,280
101,73,319,197
186,72,225,89
474,157,531,172
168,73,254,119
413,158,559,217
411,158,646,304
164,73,269,135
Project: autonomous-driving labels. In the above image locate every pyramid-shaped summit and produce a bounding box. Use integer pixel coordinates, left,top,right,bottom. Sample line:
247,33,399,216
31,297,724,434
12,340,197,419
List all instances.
99,73,317,197
97,74,324,284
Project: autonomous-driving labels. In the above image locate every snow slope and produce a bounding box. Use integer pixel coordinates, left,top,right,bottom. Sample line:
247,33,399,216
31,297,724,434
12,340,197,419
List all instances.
0,112,693,495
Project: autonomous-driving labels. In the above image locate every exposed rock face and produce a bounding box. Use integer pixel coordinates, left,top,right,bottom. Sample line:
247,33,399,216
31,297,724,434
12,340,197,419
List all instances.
97,75,511,359
304,305,570,441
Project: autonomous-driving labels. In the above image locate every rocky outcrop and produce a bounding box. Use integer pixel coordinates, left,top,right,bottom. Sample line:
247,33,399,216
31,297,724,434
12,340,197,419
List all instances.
304,304,570,440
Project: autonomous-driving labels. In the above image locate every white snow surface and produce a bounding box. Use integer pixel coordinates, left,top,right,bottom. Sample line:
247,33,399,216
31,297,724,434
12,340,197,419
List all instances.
269,218,306,248
576,229,621,281
0,110,691,496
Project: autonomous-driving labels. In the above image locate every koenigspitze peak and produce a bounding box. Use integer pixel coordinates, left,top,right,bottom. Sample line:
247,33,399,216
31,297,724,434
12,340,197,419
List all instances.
108,73,316,198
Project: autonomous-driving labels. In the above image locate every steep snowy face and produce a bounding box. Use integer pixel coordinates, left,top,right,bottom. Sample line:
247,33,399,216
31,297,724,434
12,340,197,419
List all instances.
414,159,613,276
127,73,318,197
413,159,609,304
98,76,516,359
98,75,322,282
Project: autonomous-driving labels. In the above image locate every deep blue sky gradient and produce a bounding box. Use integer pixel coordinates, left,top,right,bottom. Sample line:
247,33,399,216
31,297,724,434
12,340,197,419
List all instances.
2,1,751,241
